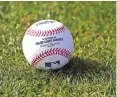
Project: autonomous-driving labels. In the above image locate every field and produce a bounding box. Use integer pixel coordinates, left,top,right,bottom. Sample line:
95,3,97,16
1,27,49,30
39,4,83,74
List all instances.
0,1,116,97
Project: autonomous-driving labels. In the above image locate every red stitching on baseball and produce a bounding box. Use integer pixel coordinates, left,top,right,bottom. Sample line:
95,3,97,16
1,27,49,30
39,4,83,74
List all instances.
31,48,71,67
26,25,66,37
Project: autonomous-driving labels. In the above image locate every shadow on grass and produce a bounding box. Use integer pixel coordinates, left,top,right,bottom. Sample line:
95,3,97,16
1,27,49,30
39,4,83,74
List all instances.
48,56,114,80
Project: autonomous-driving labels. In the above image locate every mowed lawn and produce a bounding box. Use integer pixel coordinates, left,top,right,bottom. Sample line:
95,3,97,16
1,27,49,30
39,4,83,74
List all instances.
0,1,116,97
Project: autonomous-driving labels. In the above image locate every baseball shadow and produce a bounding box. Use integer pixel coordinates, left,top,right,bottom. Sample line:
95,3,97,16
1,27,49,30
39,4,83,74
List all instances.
48,56,114,80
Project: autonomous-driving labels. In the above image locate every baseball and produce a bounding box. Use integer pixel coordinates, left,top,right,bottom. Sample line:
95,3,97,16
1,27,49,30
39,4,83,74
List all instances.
22,20,74,70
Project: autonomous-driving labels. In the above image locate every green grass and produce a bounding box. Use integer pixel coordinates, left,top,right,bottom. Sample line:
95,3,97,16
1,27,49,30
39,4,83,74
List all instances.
0,1,116,97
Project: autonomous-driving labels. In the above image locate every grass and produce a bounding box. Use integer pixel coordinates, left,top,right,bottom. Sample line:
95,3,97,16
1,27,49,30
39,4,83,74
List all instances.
0,1,116,97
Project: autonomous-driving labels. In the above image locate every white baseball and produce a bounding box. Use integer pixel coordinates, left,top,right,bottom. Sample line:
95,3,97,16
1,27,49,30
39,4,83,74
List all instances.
22,20,74,70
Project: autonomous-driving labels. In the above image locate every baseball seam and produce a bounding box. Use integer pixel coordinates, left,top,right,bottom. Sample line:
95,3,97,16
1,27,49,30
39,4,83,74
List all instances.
31,48,71,67
26,24,66,37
